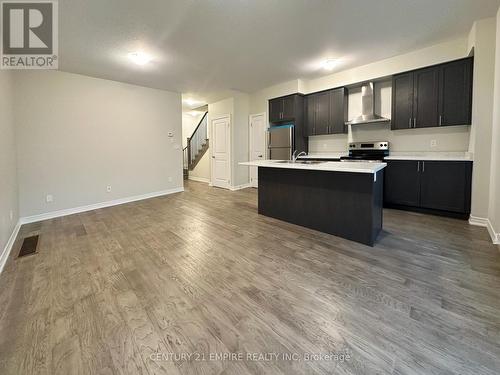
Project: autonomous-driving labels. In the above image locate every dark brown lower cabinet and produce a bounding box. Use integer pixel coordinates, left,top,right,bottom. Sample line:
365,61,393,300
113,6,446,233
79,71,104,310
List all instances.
419,161,472,213
384,160,472,218
384,160,420,207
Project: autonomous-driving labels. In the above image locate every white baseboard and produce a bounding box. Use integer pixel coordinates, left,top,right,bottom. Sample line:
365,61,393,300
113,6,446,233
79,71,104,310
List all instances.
469,215,500,245
0,221,21,275
20,187,184,225
469,215,488,227
487,220,500,245
230,183,252,191
188,176,210,184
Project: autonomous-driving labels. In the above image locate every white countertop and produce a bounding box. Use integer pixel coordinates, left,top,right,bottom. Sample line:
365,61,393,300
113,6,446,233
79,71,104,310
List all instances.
384,152,473,161
297,152,347,160
240,160,386,174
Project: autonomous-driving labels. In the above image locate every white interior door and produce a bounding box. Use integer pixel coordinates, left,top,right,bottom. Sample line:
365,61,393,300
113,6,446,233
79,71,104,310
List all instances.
249,113,267,188
211,115,231,189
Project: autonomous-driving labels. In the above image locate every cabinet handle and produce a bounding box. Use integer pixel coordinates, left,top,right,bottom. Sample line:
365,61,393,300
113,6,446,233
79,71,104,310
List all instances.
417,161,420,172
422,161,425,172
439,115,442,126
413,118,417,128
409,118,412,128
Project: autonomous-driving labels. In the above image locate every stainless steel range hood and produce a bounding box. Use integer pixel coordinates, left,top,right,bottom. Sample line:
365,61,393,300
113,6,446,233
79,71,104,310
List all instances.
346,82,390,125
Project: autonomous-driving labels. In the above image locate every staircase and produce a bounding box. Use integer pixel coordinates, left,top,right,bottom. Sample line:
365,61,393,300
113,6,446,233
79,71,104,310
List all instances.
183,112,208,179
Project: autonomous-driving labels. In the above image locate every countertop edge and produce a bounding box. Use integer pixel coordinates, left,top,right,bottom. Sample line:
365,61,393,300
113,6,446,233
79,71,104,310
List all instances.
384,156,473,161
239,161,386,174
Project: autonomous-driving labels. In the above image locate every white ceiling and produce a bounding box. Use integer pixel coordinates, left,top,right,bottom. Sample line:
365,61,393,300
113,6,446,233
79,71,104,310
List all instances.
59,0,500,102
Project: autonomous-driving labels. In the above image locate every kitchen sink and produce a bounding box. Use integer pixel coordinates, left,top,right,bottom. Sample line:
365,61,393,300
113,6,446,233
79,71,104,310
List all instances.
274,160,325,165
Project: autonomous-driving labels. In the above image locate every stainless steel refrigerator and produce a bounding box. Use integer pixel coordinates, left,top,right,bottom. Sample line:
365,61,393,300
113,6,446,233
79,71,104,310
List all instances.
267,124,294,160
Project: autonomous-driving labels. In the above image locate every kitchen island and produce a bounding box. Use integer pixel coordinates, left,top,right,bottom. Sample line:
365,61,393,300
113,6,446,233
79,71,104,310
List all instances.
240,160,386,246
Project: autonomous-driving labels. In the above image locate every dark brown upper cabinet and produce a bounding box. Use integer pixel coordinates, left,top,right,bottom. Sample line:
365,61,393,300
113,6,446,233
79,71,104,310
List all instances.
392,73,414,130
305,94,316,136
438,58,473,126
413,67,440,128
329,88,349,134
305,87,347,136
282,95,296,121
269,98,283,123
392,57,473,130
269,95,298,123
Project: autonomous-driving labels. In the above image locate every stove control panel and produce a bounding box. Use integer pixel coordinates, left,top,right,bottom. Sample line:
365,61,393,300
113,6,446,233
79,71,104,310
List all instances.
349,142,389,150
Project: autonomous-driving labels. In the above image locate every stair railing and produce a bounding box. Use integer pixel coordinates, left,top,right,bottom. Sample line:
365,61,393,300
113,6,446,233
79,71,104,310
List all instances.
187,112,208,169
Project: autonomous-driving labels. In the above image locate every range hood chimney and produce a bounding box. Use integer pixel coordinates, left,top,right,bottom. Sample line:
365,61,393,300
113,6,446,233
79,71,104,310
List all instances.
346,82,390,125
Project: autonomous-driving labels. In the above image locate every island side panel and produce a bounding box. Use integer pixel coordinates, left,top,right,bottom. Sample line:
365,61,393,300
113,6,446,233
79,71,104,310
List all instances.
258,167,382,246
371,169,384,244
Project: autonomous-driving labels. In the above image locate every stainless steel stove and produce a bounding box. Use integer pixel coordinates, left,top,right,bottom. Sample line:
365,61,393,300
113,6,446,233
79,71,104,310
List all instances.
340,141,389,162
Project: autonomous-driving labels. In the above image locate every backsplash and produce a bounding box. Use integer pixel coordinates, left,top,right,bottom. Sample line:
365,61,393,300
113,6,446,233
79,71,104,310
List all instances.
309,123,471,153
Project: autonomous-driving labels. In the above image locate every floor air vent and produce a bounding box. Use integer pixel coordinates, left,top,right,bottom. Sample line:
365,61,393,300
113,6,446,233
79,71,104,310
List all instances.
18,235,39,258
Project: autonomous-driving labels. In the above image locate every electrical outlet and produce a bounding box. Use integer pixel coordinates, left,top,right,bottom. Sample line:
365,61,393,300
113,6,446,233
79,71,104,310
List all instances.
430,139,437,148
46,194,53,203
106,186,112,193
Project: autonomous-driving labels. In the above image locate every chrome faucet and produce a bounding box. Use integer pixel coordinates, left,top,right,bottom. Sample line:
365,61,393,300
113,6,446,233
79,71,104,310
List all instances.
292,150,307,162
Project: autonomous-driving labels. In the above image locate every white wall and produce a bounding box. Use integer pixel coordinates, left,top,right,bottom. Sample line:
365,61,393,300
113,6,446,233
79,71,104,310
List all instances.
208,94,250,188
0,71,19,262
233,93,250,187
467,17,497,220
14,70,183,218
488,8,500,242
189,152,210,182
182,111,210,182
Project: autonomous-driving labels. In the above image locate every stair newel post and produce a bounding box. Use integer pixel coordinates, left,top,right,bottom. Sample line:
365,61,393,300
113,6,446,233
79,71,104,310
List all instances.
187,137,192,168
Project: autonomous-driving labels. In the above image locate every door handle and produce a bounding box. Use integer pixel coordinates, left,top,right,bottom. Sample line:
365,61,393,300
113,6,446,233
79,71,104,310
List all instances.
258,155,263,158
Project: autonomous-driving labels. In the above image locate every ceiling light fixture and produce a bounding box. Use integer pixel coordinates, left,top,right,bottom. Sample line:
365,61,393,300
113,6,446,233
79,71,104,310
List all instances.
183,98,201,106
128,51,152,66
323,59,338,71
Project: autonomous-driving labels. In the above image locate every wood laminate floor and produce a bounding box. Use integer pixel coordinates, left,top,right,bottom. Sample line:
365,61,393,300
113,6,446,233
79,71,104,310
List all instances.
1,181,499,375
